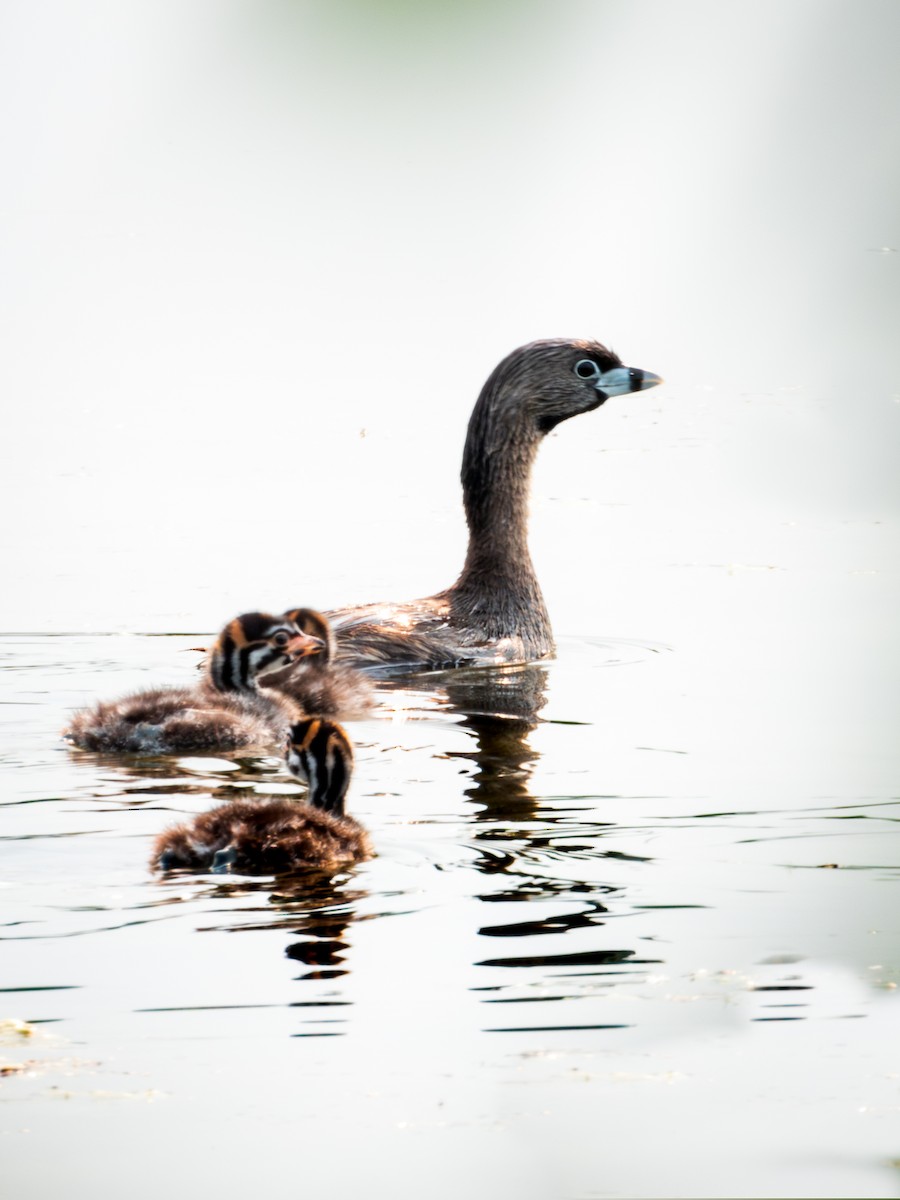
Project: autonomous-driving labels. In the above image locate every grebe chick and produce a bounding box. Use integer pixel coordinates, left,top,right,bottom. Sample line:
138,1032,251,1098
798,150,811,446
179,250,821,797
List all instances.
324,338,662,673
64,612,323,755
152,719,371,873
259,608,374,716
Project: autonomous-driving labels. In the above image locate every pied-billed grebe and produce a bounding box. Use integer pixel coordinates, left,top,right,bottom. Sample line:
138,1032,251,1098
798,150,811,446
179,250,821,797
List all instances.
151,718,371,873
64,612,324,754
258,607,374,716
325,338,662,673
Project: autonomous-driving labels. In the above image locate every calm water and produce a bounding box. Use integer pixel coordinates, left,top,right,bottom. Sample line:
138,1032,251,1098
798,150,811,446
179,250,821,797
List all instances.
3,606,899,1198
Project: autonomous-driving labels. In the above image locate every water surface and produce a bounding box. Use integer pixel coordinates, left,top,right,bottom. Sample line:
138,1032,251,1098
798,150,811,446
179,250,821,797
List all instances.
3,614,898,1198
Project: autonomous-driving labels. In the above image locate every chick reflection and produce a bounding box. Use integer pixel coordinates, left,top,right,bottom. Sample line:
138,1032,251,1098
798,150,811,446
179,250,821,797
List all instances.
202,869,366,975
200,872,368,1034
68,745,291,806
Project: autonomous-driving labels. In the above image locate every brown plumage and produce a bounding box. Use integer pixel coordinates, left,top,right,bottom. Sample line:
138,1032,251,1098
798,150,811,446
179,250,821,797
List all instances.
324,339,662,674
259,608,374,716
64,611,323,754
151,719,371,874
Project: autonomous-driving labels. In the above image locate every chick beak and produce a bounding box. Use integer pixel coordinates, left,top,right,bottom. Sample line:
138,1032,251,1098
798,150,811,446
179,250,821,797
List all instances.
285,632,326,661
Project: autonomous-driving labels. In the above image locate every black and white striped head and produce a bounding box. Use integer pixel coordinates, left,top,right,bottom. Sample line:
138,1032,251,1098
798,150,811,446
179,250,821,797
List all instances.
286,719,354,815
208,612,325,694
281,608,335,665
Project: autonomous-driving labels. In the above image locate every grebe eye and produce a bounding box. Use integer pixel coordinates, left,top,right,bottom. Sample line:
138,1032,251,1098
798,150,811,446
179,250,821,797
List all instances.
273,631,290,647
574,359,599,380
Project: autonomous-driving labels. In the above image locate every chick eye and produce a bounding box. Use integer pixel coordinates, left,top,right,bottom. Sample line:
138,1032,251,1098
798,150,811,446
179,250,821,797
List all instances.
273,631,290,647
574,359,599,380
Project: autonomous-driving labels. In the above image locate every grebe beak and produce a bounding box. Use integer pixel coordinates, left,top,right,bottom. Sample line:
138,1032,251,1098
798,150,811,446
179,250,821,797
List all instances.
594,365,664,400
285,632,326,660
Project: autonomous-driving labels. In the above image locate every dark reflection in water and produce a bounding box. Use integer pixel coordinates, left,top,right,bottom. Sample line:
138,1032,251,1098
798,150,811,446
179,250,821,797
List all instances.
479,901,611,938
76,748,287,802
440,663,548,823
415,663,659,1029
156,871,368,1036
477,948,660,970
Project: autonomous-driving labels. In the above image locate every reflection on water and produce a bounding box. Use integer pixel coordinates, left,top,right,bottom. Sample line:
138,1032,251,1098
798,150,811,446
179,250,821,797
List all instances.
134,872,369,1036
3,632,900,1197
424,660,662,1027
443,663,546,822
